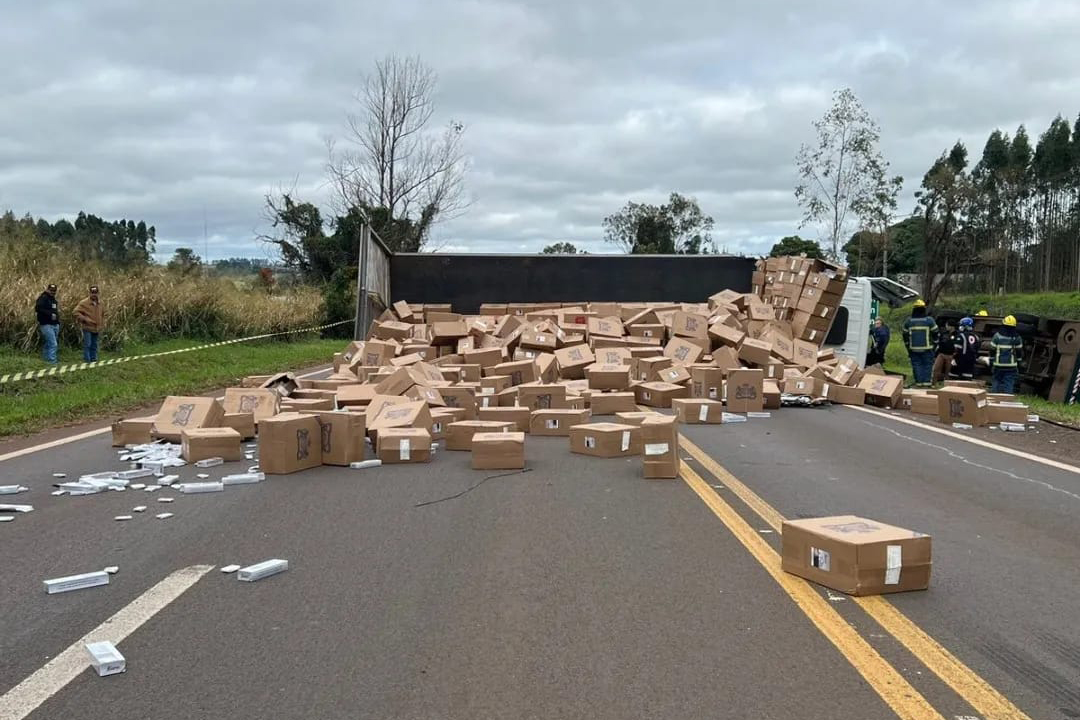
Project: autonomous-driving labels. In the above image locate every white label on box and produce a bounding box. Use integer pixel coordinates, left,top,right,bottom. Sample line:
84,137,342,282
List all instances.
482,397,492,407
885,544,902,585
432,422,442,434
645,443,669,456
699,404,709,422
537,335,546,342
643,391,651,400
809,330,818,341
810,547,831,572
822,383,830,398
546,419,559,429
621,431,631,451
643,330,652,337
708,387,717,399
585,436,596,449
399,439,411,460
480,387,494,395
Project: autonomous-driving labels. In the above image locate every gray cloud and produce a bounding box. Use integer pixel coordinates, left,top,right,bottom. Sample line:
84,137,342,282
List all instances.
2,0,1079,261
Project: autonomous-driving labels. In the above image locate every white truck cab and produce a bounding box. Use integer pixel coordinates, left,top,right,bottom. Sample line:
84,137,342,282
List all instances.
824,277,918,365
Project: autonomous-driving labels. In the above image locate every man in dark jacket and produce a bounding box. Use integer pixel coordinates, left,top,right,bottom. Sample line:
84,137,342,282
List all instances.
35,283,60,364
866,318,890,367
990,315,1023,394
953,317,980,379
902,299,938,387
932,320,958,385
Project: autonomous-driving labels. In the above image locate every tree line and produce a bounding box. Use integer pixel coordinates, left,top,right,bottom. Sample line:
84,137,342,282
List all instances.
1,210,155,266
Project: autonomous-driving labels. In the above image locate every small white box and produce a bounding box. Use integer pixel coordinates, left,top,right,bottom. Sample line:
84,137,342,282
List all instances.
237,559,288,582
44,571,110,595
85,641,126,676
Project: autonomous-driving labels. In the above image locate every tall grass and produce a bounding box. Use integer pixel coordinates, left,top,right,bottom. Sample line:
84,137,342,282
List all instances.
1,238,324,351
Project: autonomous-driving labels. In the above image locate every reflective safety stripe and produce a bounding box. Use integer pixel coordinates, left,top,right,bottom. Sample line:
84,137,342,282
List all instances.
909,327,932,351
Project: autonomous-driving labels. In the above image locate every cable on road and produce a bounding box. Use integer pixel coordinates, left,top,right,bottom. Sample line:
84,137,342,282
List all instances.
414,468,533,508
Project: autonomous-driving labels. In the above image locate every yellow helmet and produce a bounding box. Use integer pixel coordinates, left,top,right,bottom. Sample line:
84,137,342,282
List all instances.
913,298,926,308
1003,315,1017,327
976,310,989,316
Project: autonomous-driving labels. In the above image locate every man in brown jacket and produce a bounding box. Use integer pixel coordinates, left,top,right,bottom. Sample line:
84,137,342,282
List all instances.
74,285,104,362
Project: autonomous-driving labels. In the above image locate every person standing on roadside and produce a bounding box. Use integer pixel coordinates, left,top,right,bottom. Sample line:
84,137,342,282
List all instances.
953,317,980,380
990,315,1023,394
34,283,60,364
866,318,890,367
902,299,938,387
74,284,104,362
931,319,958,385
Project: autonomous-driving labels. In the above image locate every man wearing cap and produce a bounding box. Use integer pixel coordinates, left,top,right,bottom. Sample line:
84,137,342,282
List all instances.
35,283,60,364
74,285,104,362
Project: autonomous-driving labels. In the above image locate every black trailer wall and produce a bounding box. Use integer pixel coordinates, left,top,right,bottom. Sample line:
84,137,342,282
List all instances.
390,254,757,313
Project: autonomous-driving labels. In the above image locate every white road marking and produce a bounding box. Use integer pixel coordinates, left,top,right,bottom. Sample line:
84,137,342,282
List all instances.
844,405,1080,476
0,564,214,720
0,366,331,464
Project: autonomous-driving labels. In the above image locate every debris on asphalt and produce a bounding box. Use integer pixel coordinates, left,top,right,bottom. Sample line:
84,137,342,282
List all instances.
349,459,382,469
194,457,224,468
52,472,66,478
237,558,288,582
114,515,133,521
952,423,973,430
0,485,29,495
1000,422,1027,432
130,483,146,490
0,516,12,522
177,481,224,494
220,564,241,574
155,512,174,519
159,475,179,485
157,497,174,503
51,490,67,496
116,468,154,481
43,570,110,594
0,504,34,513
104,566,119,574
132,506,147,513
85,641,125,676
221,472,264,485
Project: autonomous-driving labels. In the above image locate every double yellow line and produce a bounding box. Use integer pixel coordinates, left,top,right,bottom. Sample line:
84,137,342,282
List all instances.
676,432,1032,720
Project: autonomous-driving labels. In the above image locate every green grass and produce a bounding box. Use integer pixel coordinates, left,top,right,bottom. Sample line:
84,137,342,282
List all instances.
933,292,1080,320
0,336,344,437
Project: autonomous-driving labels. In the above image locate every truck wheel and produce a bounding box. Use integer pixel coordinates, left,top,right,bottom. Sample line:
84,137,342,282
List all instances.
1058,323,1080,354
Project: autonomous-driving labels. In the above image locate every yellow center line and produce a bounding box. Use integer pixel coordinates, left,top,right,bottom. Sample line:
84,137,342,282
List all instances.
679,461,944,720
678,433,1033,720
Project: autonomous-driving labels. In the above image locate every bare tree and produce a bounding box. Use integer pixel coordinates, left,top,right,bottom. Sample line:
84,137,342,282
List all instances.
853,156,903,276
795,88,891,259
326,55,467,251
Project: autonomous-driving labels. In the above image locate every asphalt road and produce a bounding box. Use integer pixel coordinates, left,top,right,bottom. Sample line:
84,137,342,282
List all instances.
2,381,1079,719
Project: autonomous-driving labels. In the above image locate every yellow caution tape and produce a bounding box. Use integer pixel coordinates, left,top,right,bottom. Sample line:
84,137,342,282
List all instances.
1,318,354,384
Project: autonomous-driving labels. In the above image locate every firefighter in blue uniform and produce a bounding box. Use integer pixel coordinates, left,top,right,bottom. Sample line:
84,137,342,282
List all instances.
953,317,980,380
902,299,938,387
990,315,1023,394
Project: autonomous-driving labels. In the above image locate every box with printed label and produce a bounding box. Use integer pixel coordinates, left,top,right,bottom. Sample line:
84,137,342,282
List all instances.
376,428,432,463
636,356,674,381
554,344,595,379
585,363,631,391
762,380,782,409
367,400,433,437
587,316,624,339
478,406,531,432
690,366,724,401
634,381,690,408
589,392,638,415
153,396,225,443
429,408,463,440
828,384,866,407
445,420,516,450
480,375,512,395
471,431,526,470
658,364,692,386
112,415,156,446
987,401,1028,425
708,322,745,349
737,338,772,367
858,375,904,409
781,515,932,596
223,388,280,425
641,415,679,478
568,422,642,458
312,411,367,466
783,376,824,397
936,387,989,426
672,399,724,424
222,412,256,440
663,337,705,365
281,397,336,412
530,409,592,436
181,427,243,463
671,311,709,339
259,413,323,474
492,359,539,387
726,369,764,413
517,383,569,411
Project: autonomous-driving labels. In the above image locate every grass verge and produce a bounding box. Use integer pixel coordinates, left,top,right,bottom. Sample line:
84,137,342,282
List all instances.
0,336,343,438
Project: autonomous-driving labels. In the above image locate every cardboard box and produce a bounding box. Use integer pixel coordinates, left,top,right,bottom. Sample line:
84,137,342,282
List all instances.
594,346,632,366
569,422,642,458
781,515,932,596
658,364,692,386
429,407,467,440
259,372,300,399
672,399,724,424
336,384,378,408
259,413,323,474
359,340,396,368
493,359,539,387
792,340,819,369
406,385,446,407
478,406,532,432
587,316,624,338
690,367,724,401
530,409,592,436
988,402,1029,425
373,367,415,397
585,363,631,391
937,387,989,427
312,411,367,466
519,329,557,351
180,427,242,463
662,337,704,366
153,396,225,443
222,412,256,440
738,338,772,367
471,432,526,470
445,420,516,450
111,415,155,446
373,320,412,341
462,347,504,368
762,380,782,409
641,415,680,479
637,356,674,382
634,381,690,408
708,322,745,349
431,321,469,345
480,375,512,396
614,411,664,426
376,428,432,463
554,344,595,379
281,398,335,412
783,376,823,397
589,392,638,415
223,388,280,424
726,369,764,413
367,400,433,435
630,323,666,342
858,375,904,409
711,346,742,375
514,383,566,411
828,385,867,407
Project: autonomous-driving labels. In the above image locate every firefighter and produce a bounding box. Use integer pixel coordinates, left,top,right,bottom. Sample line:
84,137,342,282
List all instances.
976,310,989,317
902,299,938,387
990,315,1023,394
953,317,980,380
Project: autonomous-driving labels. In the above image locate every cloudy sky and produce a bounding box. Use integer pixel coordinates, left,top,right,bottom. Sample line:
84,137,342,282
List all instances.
2,0,1079,260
